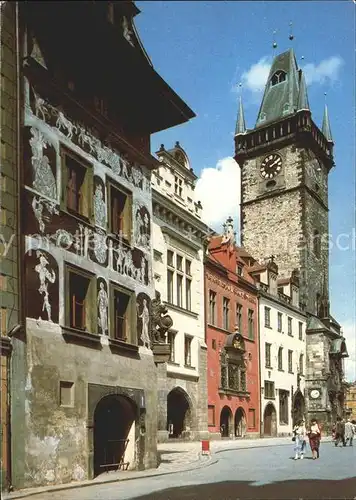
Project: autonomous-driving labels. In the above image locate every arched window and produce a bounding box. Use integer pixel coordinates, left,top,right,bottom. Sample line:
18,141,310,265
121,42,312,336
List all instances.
271,70,287,86
313,230,321,258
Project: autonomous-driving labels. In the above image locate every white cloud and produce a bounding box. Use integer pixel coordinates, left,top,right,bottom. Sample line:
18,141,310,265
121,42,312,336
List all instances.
195,157,240,233
342,321,356,383
238,56,271,94
235,55,343,97
302,56,344,86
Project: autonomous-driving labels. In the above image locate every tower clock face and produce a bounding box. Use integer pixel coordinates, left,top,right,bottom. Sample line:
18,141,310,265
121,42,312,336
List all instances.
260,153,282,179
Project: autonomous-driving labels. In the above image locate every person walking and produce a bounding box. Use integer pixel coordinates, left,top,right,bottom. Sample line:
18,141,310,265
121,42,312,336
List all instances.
293,419,307,460
345,418,354,446
334,416,346,447
307,418,321,459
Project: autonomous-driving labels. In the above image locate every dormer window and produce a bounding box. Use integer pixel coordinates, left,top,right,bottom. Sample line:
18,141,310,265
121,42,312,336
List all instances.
237,265,243,277
258,112,267,123
282,102,290,115
271,70,287,86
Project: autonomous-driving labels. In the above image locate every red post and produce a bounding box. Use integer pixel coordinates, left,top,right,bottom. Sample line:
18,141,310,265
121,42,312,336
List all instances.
201,440,210,455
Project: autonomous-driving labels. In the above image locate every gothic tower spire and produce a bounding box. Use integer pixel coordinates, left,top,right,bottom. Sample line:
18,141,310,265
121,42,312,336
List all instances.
235,95,246,135
322,104,333,143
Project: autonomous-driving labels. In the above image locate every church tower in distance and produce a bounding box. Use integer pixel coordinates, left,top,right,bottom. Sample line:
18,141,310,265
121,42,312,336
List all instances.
234,48,348,429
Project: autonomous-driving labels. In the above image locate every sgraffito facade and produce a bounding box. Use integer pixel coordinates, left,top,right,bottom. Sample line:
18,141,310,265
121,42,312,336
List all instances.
5,1,194,489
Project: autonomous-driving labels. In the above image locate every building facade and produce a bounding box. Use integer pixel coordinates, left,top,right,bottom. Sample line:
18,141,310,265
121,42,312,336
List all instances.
0,2,22,491
345,382,356,420
4,1,194,490
252,259,307,436
205,220,260,439
234,48,348,431
152,143,209,441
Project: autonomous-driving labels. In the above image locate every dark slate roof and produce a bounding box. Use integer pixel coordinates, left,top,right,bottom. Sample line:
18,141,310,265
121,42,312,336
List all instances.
307,316,327,330
322,104,333,142
235,96,246,135
256,48,306,127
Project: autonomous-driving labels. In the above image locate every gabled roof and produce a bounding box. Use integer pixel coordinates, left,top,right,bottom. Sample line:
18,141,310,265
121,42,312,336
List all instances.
307,316,327,331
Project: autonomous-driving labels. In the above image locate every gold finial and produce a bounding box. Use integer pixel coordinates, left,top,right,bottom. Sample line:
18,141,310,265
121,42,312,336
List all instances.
289,21,294,41
272,29,277,49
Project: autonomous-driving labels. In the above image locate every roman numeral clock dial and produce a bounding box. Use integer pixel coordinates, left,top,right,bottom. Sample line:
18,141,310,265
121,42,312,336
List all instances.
260,153,282,179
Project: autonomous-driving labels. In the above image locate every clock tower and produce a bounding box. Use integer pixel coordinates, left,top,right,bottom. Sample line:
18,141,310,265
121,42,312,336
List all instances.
235,49,334,315
234,48,348,428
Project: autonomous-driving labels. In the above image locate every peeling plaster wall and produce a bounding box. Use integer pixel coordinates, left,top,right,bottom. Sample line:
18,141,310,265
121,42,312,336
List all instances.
23,320,158,488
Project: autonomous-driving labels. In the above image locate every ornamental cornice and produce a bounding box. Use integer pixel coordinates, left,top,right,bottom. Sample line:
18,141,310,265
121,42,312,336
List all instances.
152,189,208,234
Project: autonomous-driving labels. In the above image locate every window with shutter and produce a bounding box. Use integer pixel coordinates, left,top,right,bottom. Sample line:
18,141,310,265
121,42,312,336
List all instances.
108,182,132,242
61,147,93,220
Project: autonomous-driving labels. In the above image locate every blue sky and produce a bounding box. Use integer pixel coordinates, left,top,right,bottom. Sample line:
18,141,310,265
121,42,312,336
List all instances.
135,1,355,380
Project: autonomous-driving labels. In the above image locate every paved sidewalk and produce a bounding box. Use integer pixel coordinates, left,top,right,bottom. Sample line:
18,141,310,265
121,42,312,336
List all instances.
3,436,332,499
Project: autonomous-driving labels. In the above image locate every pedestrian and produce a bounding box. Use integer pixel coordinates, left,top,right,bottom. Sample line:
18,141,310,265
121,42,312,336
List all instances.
307,418,321,459
345,418,354,446
334,416,346,447
293,419,307,460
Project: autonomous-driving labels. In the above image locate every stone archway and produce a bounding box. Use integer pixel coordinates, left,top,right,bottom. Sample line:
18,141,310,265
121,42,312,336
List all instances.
234,407,246,437
293,390,305,426
93,394,136,477
167,387,192,438
263,403,277,437
220,406,233,437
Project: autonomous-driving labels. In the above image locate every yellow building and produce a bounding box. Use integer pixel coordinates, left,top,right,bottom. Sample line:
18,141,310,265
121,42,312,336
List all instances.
345,383,356,420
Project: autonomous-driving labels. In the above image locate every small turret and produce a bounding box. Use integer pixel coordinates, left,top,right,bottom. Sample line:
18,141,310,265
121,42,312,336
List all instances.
235,96,246,136
297,72,310,112
322,104,333,143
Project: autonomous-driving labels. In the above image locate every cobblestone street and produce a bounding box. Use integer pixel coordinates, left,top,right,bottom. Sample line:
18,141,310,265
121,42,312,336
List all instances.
4,437,356,500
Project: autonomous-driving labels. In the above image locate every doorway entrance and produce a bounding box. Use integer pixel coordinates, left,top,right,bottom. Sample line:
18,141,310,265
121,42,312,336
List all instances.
263,403,277,436
292,390,305,426
167,388,191,438
234,407,246,437
93,395,136,476
220,406,233,437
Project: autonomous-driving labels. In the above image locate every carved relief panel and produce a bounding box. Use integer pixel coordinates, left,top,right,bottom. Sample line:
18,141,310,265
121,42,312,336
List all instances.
23,126,58,201
136,292,151,349
134,203,151,251
93,176,107,229
25,249,59,323
97,278,109,335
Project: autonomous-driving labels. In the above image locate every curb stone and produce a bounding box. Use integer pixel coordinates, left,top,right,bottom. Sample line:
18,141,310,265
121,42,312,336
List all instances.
2,454,217,500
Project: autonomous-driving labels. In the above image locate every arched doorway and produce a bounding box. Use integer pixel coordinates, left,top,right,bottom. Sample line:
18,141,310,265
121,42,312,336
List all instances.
234,407,246,437
293,390,305,426
94,395,136,476
167,388,191,438
263,403,277,437
220,406,233,437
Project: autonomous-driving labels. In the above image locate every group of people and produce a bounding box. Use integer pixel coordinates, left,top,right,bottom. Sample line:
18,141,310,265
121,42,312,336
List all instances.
293,419,321,460
292,416,356,460
332,417,356,447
